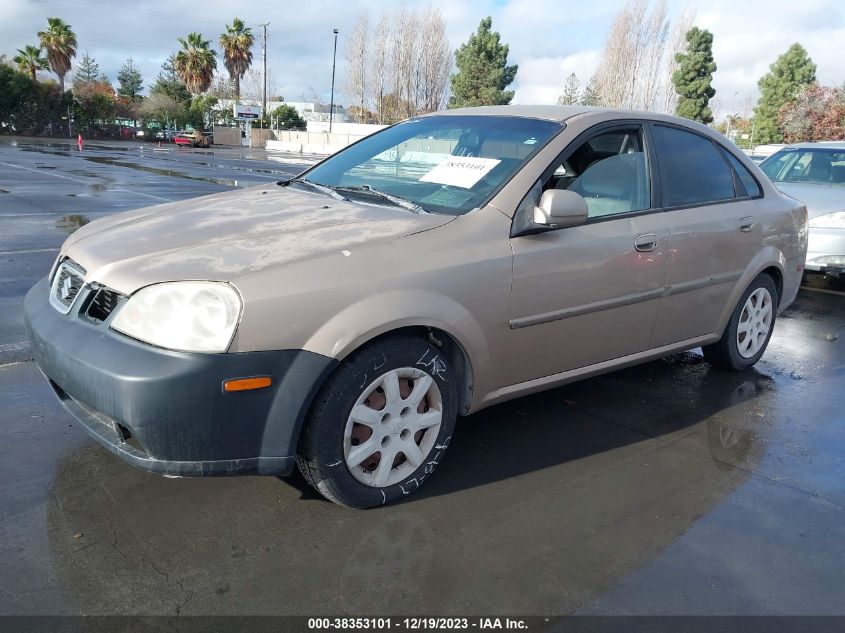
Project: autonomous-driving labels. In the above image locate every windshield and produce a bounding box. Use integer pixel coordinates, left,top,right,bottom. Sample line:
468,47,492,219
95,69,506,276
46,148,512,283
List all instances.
760,147,845,186
295,115,562,215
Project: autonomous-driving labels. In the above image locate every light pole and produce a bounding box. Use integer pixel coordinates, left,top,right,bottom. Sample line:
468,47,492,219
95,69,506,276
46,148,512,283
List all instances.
329,28,339,134
725,90,739,142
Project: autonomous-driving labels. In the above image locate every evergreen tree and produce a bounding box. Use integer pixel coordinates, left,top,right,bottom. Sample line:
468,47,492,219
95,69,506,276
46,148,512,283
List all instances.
580,75,599,106
558,73,581,106
73,51,99,87
672,27,717,124
117,57,143,101
449,17,517,108
269,104,306,129
150,54,191,104
754,43,817,144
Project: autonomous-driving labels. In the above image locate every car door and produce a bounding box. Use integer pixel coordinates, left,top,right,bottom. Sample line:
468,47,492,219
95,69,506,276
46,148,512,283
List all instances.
505,124,671,384
647,123,764,347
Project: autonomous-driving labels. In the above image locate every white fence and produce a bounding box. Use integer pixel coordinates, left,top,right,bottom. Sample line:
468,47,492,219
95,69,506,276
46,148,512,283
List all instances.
265,127,385,155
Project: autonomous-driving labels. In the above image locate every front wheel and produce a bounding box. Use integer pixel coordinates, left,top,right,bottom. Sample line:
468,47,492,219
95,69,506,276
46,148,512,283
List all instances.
297,336,458,508
702,273,778,370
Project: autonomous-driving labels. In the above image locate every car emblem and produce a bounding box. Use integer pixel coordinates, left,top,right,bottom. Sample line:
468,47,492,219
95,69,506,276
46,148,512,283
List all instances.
60,275,74,301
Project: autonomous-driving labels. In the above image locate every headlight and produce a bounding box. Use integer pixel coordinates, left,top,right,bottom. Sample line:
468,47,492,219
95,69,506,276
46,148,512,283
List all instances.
813,255,845,266
809,211,845,229
111,281,242,353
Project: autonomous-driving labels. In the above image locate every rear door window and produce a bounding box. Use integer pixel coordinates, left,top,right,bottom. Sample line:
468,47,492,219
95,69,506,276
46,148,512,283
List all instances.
723,150,762,198
652,125,735,207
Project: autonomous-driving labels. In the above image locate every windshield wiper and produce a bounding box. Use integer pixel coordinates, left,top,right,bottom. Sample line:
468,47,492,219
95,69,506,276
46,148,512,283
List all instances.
290,178,348,201
333,185,429,214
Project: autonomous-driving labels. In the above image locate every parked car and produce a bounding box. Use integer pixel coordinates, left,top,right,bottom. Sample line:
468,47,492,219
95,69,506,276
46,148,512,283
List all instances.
750,143,786,160
760,142,845,276
174,130,210,148
24,106,807,507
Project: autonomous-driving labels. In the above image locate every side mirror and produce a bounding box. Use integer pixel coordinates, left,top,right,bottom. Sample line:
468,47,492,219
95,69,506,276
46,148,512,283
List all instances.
533,189,589,228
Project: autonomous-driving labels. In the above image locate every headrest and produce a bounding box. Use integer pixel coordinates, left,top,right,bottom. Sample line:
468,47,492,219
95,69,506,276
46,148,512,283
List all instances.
570,153,643,198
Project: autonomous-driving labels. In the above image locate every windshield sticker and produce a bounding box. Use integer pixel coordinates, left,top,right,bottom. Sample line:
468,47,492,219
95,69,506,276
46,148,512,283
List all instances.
419,157,501,189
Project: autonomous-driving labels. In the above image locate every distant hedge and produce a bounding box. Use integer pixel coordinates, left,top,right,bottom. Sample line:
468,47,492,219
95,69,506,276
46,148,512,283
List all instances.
0,65,71,135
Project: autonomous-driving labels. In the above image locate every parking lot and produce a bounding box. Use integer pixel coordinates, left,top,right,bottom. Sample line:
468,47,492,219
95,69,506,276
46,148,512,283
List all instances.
1,136,844,616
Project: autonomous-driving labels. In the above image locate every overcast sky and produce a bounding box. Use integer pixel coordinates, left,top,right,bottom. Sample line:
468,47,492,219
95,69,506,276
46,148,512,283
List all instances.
4,0,844,119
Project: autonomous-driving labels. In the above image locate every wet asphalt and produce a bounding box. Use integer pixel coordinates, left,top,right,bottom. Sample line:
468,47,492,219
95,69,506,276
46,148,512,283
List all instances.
1,136,845,616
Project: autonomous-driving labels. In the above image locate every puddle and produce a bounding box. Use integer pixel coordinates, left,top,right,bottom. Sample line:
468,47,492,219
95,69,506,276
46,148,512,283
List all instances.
68,169,104,179
55,214,90,234
20,147,72,157
83,156,238,187
192,161,289,176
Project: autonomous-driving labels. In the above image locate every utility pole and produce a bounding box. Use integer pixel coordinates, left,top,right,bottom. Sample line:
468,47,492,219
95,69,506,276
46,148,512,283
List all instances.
329,28,339,133
257,22,270,118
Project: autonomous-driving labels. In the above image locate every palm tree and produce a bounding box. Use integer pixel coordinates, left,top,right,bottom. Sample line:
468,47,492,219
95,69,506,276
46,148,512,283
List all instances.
174,32,217,95
13,45,49,80
37,17,77,93
219,18,254,102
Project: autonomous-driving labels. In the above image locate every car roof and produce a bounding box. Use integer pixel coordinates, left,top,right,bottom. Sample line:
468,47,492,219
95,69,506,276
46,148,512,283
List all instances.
784,141,845,150
430,105,604,122
425,105,722,133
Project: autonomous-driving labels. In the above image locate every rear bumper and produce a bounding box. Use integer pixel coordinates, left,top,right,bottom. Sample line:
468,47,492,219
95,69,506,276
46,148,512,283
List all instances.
24,277,337,476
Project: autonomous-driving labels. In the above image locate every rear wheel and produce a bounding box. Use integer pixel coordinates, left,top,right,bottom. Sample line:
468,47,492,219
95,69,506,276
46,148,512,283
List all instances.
297,336,457,508
702,273,778,370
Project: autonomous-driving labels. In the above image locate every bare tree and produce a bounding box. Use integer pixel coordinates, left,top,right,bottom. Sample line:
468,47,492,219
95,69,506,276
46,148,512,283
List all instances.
344,11,369,122
661,4,696,114
415,7,451,113
208,73,234,100
361,6,451,124
241,68,277,106
369,11,392,123
595,0,670,111
637,0,669,110
391,6,418,120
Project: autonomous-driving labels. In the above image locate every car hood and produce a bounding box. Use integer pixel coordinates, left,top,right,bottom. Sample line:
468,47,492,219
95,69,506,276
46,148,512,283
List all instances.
62,184,453,294
774,182,845,219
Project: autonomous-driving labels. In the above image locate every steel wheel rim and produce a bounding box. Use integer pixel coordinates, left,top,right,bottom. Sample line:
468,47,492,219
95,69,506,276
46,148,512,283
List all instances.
343,367,443,488
736,287,773,359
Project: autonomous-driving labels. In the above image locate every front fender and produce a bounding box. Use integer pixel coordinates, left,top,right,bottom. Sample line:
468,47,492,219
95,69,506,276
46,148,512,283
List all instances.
300,289,491,403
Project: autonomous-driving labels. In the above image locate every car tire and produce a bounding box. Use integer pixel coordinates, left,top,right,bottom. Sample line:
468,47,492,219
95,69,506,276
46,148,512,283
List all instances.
297,335,458,508
702,273,778,371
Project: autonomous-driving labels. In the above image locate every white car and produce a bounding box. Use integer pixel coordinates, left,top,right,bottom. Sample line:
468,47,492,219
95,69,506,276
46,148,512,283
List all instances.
760,142,845,276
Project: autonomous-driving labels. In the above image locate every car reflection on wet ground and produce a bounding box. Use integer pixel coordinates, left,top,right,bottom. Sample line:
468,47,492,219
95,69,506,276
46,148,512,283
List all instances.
1,136,844,616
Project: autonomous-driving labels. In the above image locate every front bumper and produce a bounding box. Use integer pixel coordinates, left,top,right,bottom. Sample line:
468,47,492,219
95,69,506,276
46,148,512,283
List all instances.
24,277,336,476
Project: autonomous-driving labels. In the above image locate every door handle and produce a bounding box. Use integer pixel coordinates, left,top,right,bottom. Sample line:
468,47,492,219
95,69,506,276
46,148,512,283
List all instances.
634,233,658,252
739,216,755,232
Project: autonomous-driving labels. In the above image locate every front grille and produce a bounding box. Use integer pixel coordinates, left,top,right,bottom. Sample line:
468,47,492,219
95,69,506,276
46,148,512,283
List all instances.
87,288,123,322
49,259,87,314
